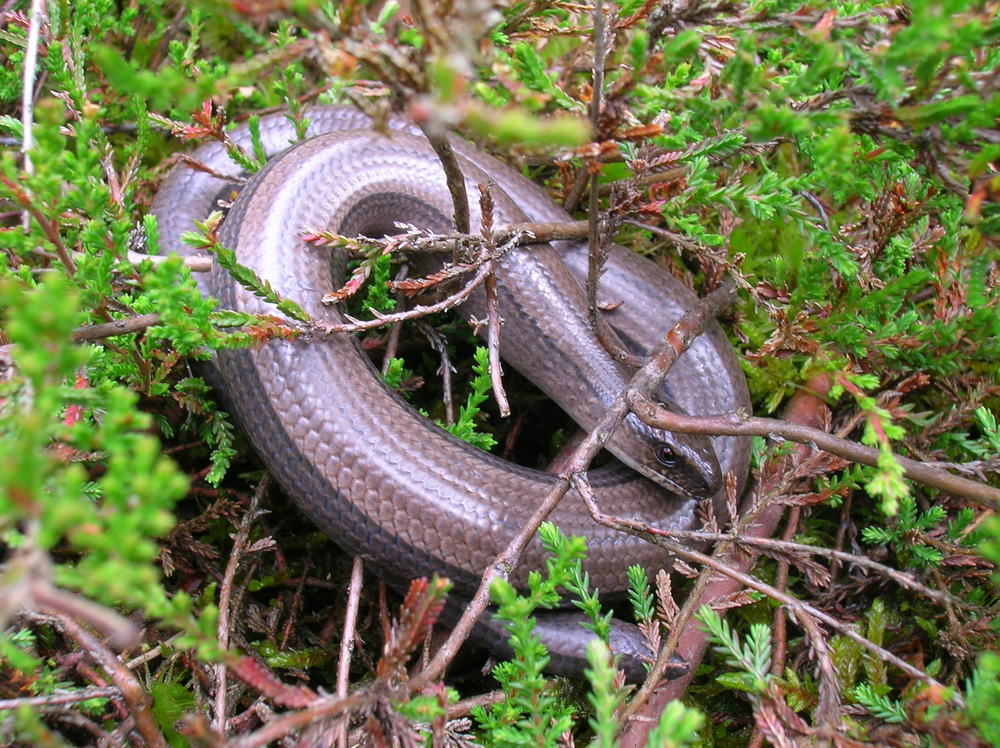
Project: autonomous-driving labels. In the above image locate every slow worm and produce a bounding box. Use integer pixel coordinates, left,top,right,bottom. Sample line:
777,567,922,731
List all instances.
151,107,752,679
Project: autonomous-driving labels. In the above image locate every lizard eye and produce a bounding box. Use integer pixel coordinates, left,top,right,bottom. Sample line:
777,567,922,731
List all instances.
655,445,680,468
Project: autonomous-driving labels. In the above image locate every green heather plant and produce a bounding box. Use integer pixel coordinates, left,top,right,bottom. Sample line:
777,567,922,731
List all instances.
0,0,998,744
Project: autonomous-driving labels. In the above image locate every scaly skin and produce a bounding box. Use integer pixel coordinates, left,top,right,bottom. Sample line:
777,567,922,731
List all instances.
151,108,752,680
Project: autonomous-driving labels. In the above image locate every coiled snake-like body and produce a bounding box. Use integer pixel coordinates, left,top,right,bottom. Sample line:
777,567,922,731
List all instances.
151,107,752,679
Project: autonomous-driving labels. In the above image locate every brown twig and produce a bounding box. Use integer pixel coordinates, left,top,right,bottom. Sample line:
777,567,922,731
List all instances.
495,220,590,244
406,431,595,689
419,121,471,236
3,539,140,650
659,529,962,608
228,689,371,748
309,219,591,257
335,556,365,748
584,0,644,370
589,0,608,133
278,560,309,650
598,165,685,196
479,184,511,417
581,283,741,702
29,583,140,650
380,265,409,376
770,507,801,685
631,282,739,395
578,487,957,703
625,397,1000,505
320,262,494,335
52,614,168,748
64,255,497,346
0,686,119,711
417,320,456,426
447,689,506,718
71,313,163,343
1,175,78,275
124,634,180,670
586,216,643,368
121,249,213,272
214,475,271,733
484,269,510,417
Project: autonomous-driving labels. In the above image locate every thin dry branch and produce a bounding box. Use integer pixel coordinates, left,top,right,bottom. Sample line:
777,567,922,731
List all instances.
484,269,510,417
419,121,471,236
625,396,1000,505
479,183,510,417
335,556,364,748
214,475,270,733
318,262,494,335
0,686,119,711
20,0,43,180
584,1,644,369
417,319,456,426
1,175,78,274
52,614,168,748
29,583,140,650
577,485,958,704
120,250,213,271
4,538,140,650
228,689,371,748
660,530,963,608
307,219,591,257
380,265,409,375
768,504,803,709
124,634,180,670
71,313,163,343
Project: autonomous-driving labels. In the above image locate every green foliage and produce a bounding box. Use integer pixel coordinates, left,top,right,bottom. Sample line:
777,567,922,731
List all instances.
130,255,219,363
509,42,583,113
475,523,587,748
442,346,497,451
966,652,1000,744
698,607,772,696
566,564,614,648
626,564,656,624
0,628,110,730
382,356,413,391
92,43,217,113
828,373,912,514
394,690,452,724
939,406,1000,460
465,106,590,147
862,496,948,567
183,216,311,324
226,115,265,173
171,377,237,487
585,640,623,748
149,679,198,748
361,252,395,315
644,700,705,748
1,0,998,742
861,599,890,690
2,277,174,600
0,274,217,653
850,683,906,724
478,525,704,748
